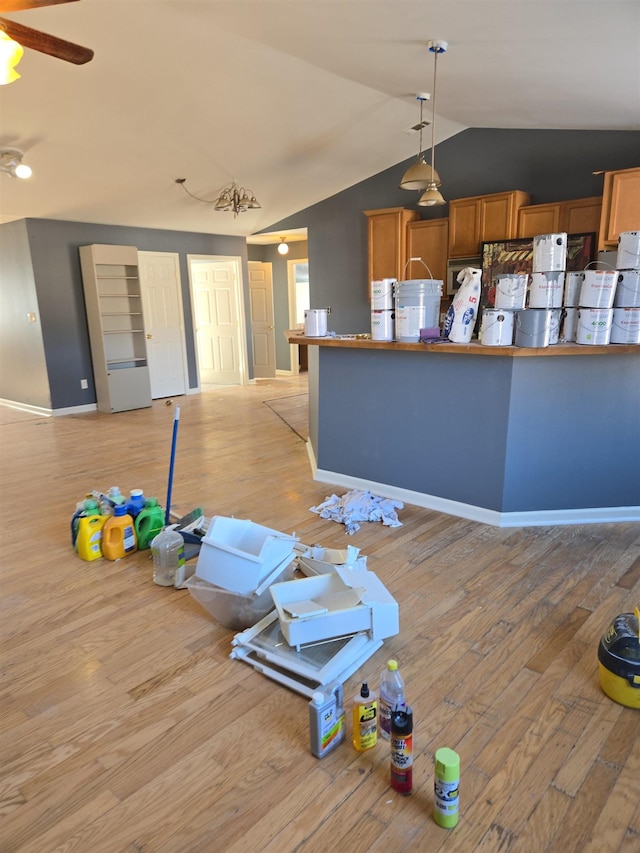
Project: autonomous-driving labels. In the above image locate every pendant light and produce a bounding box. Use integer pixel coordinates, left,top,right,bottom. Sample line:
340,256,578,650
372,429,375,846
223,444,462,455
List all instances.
399,94,439,190
0,31,23,85
418,40,448,207
277,238,289,255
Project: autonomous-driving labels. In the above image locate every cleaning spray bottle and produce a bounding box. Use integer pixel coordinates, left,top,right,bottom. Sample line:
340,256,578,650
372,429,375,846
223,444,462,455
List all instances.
434,747,460,828
352,682,377,751
390,705,413,794
309,682,346,758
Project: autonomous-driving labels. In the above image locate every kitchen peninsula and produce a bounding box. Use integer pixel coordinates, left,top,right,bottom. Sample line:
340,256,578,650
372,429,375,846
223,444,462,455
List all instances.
288,332,640,527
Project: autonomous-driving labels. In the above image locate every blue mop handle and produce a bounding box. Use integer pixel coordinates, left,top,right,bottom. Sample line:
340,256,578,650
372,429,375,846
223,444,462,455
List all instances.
165,405,181,525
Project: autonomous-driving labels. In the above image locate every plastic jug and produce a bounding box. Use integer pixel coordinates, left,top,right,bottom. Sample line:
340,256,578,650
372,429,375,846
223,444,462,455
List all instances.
102,505,137,560
76,513,107,561
379,659,406,740
135,497,165,550
150,527,185,586
127,488,146,517
71,497,100,547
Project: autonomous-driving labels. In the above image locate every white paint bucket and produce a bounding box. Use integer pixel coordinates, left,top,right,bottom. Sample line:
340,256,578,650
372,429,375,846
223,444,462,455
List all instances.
616,231,640,270
563,271,583,307
549,308,562,344
610,307,640,344
614,270,640,307
578,269,618,308
533,232,567,272
529,271,565,308
576,307,613,345
514,309,552,348
394,279,443,343
371,278,396,310
480,308,514,346
494,274,528,310
371,310,394,341
304,308,329,337
561,307,578,342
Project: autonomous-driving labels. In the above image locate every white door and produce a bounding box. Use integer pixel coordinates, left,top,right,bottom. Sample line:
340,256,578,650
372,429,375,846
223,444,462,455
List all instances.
248,261,276,378
190,259,243,386
138,251,188,398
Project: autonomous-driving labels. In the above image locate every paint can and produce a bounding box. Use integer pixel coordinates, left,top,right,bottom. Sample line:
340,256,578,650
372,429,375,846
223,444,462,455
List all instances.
548,308,562,344
578,269,618,309
616,231,640,270
529,271,565,308
514,309,552,348
371,310,394,341
561,307,578,342
614,270,640,307
610,307,640,344
494,274,528,310
563,271,583,307
533,232,567,272
304,308,330,337
576,307,613,345
394,279,443,343
479,308,514,346
371,278,396,310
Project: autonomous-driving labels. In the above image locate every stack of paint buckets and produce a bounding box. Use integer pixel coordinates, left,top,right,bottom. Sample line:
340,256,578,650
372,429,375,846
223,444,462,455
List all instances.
370,278,396,341
480,271,527,345
575,261,619,345
611,232,640,345
514,233,566,347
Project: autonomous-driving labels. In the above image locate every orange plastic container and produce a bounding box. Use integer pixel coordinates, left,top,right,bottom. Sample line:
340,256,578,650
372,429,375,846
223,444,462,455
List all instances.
102,505,137,560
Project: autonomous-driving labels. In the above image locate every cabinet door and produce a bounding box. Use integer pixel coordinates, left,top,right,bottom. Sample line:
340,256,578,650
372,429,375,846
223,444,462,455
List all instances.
448,197,481,257
481,191,530,242
406,218,449,282
599,168,640,249
364,208,419,293
563,196,602,237
518,203,562,238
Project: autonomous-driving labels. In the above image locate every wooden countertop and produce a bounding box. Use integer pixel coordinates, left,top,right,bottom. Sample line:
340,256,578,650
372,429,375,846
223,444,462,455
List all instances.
286,331,639,357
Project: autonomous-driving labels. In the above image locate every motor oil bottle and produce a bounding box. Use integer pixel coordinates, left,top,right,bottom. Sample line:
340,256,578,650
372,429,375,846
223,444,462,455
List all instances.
390,705,413,794
102,504,137,560
135,497,165,550
76,513,107,561
379,659,406,740
433,747,460,828
309,681,346,758
352,682,377,751
150,527,185,586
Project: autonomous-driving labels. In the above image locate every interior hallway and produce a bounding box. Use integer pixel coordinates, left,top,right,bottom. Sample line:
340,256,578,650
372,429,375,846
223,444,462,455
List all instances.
0,374,639,852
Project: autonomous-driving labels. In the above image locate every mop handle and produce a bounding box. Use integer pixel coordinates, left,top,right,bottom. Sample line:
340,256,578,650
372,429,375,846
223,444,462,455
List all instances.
165,405,181,526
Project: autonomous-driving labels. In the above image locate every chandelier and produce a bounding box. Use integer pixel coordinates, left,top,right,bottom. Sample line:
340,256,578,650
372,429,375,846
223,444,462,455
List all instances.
0,147,32,178
175,178,261,217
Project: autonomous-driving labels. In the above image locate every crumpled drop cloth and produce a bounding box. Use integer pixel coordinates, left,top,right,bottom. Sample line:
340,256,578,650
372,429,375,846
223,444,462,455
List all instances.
309,489,404,535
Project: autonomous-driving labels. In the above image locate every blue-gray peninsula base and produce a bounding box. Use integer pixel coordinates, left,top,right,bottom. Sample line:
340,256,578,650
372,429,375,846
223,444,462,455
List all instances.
289,334,640,527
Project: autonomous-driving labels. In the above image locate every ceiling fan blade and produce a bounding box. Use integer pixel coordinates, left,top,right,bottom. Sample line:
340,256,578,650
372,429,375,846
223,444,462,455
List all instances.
0,1,79,11
0,16,93,64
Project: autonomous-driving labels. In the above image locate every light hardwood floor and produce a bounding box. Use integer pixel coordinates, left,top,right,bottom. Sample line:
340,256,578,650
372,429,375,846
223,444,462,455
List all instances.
1,375,639,853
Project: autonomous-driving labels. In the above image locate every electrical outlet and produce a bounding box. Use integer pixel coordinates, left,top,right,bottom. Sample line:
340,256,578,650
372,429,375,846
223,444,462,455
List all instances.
80,379,88,389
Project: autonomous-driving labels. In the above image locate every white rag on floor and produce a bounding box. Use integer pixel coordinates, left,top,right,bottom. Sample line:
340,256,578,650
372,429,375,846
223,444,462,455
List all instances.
309,489,404,535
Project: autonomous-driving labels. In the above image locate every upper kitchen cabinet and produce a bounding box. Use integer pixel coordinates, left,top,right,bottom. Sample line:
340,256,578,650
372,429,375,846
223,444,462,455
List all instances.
517,197,602,239
448,190,531,257
364,207,419,294
598,167,640,250
406,218,449,284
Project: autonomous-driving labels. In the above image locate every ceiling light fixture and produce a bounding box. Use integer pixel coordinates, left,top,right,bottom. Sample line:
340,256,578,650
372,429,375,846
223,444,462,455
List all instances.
0,31,23,85
399,93,439,190
175,177,261,218
277,238,289,255
0,147,32,178
418,40,447,207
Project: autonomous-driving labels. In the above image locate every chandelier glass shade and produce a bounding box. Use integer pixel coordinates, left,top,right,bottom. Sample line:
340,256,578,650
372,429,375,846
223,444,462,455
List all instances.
0,147,32,178
0,31,23,85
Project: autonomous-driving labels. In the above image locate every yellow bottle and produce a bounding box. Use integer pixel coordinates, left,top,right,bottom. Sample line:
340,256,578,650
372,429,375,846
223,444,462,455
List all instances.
76,513,107,561
352,682,377,751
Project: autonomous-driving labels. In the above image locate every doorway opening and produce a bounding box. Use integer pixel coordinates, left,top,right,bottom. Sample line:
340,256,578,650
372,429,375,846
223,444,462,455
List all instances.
288,259,310,375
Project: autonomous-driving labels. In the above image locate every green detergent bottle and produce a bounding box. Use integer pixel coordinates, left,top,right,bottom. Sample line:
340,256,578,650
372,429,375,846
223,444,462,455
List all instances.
135,497,165,550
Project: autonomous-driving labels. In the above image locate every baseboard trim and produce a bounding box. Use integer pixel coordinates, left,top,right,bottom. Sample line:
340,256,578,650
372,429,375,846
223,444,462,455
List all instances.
312,467,640,528
0,398,52,417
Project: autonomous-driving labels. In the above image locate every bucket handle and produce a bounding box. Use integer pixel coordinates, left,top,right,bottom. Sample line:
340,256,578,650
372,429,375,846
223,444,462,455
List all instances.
582,260,616,271
403,257,435,280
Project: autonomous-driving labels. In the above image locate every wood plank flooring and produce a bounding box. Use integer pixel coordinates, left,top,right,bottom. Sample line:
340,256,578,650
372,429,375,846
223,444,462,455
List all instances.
1,375,639,852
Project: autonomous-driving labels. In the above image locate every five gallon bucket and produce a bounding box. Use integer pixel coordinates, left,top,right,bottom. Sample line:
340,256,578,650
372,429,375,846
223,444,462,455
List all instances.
617,231,640,270
514,309,553,348
480,308,514,346
533,233,567,272
304,308,330,337
371,310,394,341
579,269,618,309
394,279,443,343
494,274,528,310
610,307,640,344
529,271,564,308
614,270,640,307
371,279,396,310
576,307,613,345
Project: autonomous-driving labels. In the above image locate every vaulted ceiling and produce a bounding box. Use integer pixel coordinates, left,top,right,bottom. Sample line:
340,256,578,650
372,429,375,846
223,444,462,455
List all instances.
1,0,638,238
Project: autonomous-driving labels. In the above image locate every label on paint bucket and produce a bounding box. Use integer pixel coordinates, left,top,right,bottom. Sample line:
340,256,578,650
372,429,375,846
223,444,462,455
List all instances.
578,270,618,309
371,279,395,310
561,307,578,342
529,271,564,308
371,309,394,341
480,309,514,346
610,307,640,344
532,233,567,272
564,272,583,307
614,270,640,308
494,274,528,310
304,309,329,337
548,308,562,344
576,308,613,345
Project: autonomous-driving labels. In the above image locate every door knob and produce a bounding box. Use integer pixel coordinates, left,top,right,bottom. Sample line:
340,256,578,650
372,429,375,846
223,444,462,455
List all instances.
146,334,152,339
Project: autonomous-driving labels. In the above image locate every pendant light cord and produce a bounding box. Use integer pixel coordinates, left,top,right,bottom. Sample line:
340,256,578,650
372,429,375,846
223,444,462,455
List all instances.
431,49,438,177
